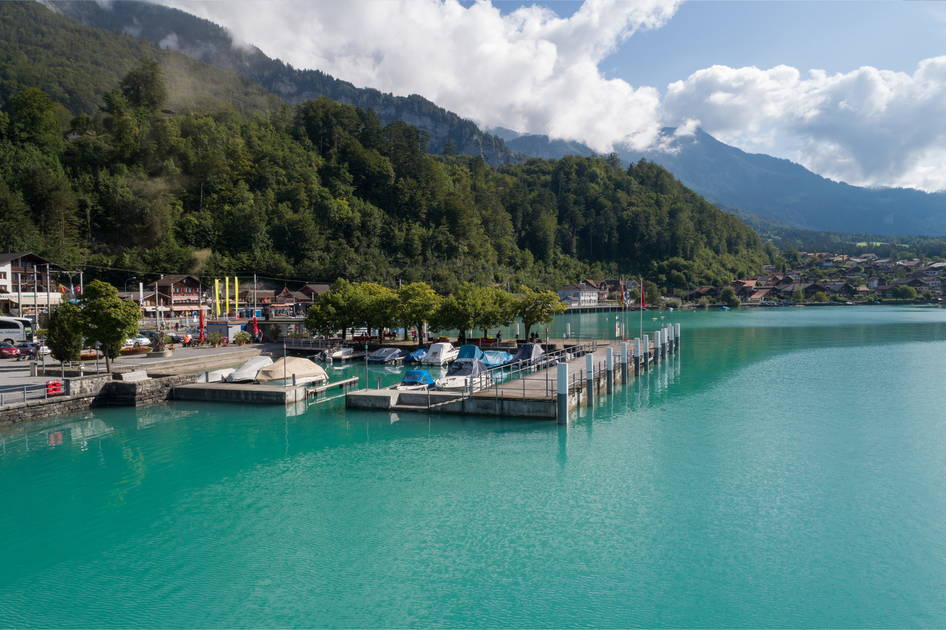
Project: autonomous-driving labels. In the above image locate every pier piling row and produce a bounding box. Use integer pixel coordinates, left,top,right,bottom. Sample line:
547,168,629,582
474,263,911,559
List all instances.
347,326,682,422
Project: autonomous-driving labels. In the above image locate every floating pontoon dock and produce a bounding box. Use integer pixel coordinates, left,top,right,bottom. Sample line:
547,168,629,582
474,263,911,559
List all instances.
346,324,682,422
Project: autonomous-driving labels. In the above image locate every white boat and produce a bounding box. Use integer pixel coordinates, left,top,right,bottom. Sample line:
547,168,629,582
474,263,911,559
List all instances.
256,357,328,386
196,368,236,383
331,346,356,360
421,342,459,365
436,359,491,392
227,355,274,383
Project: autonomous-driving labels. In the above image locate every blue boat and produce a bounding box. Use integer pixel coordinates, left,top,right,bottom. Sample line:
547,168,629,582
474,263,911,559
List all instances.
482,350,513,368
396,369,436,390
457,345,485,361
406,348,428,363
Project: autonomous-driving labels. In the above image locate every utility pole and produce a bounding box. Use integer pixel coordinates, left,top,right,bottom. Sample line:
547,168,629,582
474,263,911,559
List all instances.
32,266,37,326
45,264,51,323
16,271,21,318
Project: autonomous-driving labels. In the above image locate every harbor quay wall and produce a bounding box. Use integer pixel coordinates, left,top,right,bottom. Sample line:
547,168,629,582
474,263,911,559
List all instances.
99,374,200,407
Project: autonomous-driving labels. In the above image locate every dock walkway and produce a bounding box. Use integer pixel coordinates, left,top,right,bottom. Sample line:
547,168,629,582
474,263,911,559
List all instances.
347,324,681,421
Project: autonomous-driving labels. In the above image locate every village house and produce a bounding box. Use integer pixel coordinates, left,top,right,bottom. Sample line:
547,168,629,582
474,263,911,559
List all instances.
557,283,599,307
0,253,65,317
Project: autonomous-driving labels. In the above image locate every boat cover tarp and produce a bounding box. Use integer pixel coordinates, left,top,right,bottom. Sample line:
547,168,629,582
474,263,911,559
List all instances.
446,359,487,377
457,345,485,361
482,350,513,368
257,357,328,383
407,348,428,363
368,347,403,362
513,343,545,364
229,355,274,382
401,369,435,386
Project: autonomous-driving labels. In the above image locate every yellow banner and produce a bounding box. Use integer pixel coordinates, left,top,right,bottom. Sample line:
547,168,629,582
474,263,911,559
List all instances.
234,276,239,317
225,277,230,316
214,279,220,317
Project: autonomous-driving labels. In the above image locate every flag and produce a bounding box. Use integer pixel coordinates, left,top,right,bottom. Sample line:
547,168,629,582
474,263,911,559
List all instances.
225,277,230,316
234,276,239,318
214,279,220,316
199,309,206,342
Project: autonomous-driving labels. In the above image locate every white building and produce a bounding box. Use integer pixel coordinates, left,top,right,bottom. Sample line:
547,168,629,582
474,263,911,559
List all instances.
556,284,599,307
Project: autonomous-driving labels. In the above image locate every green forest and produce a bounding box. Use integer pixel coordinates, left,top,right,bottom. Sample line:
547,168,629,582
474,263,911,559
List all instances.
0,4,775,294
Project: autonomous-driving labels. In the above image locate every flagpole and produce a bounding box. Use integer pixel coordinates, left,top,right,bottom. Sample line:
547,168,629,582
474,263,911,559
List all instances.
639,275,644,342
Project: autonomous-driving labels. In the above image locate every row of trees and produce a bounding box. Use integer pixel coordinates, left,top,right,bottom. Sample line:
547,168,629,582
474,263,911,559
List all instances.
304,281,565,342
46,280,141,371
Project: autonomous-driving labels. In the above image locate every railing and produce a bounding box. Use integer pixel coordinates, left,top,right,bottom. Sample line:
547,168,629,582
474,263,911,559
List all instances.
459,339,600,398
0,381,66,406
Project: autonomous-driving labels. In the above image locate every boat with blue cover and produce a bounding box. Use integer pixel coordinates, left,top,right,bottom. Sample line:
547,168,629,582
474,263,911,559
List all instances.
482,350,513,368
395,369,436,390
406,348,428,363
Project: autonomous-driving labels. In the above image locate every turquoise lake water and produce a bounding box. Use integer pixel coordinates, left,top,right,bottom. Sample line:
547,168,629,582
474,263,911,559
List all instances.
3,306,946,627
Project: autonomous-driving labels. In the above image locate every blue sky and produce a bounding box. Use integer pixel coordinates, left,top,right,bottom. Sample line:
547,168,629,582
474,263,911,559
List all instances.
606,1,945,88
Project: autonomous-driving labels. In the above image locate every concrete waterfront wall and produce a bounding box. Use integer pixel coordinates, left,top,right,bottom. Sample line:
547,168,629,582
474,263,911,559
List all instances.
101,374,199,407
0,373,200,426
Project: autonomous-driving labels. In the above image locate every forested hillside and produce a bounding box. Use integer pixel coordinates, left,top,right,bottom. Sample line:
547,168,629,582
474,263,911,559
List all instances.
0,53,772,291
52,0,517,165
0,2,279,115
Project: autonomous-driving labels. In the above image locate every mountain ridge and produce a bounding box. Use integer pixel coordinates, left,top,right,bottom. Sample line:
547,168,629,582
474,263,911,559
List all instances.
52,0,519,165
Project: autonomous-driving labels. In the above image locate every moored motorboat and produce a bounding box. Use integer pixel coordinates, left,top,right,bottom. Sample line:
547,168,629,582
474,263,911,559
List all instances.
512,343,545,366
421,342,459,365
394,369,436,391
483,350,513,368
436,359,491,392
367,347,405,364
406,348,428,363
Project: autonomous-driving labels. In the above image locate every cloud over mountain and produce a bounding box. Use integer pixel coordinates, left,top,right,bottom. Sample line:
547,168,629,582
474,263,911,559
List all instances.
155,0,678,153
663,57,946,191
152,0,946,191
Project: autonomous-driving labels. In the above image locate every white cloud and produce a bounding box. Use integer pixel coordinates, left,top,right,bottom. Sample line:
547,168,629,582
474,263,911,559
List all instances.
663,58,946,191
149,0,946,190
152,0,678,152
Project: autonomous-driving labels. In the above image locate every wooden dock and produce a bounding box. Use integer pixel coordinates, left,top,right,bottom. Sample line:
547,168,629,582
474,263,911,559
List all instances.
347,325,681,422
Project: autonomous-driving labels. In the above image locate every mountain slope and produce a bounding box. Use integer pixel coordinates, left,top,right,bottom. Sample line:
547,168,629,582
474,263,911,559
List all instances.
52,0,517,165
0,2,280,114
497,124,946,236
618,128,946,236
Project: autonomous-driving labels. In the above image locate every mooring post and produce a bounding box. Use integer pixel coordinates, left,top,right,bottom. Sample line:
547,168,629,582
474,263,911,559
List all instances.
642,334,650,371
654,331,661,365
606,346,614,394
557,363,569,424
675,323,681,350
661,327,668,359
585,352,594,398
633,337,641,376
621,341,629,382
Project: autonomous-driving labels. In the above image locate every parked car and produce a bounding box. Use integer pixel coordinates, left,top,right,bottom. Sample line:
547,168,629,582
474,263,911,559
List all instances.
122,335,152,349
0,343,21,359
16,342,51,357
